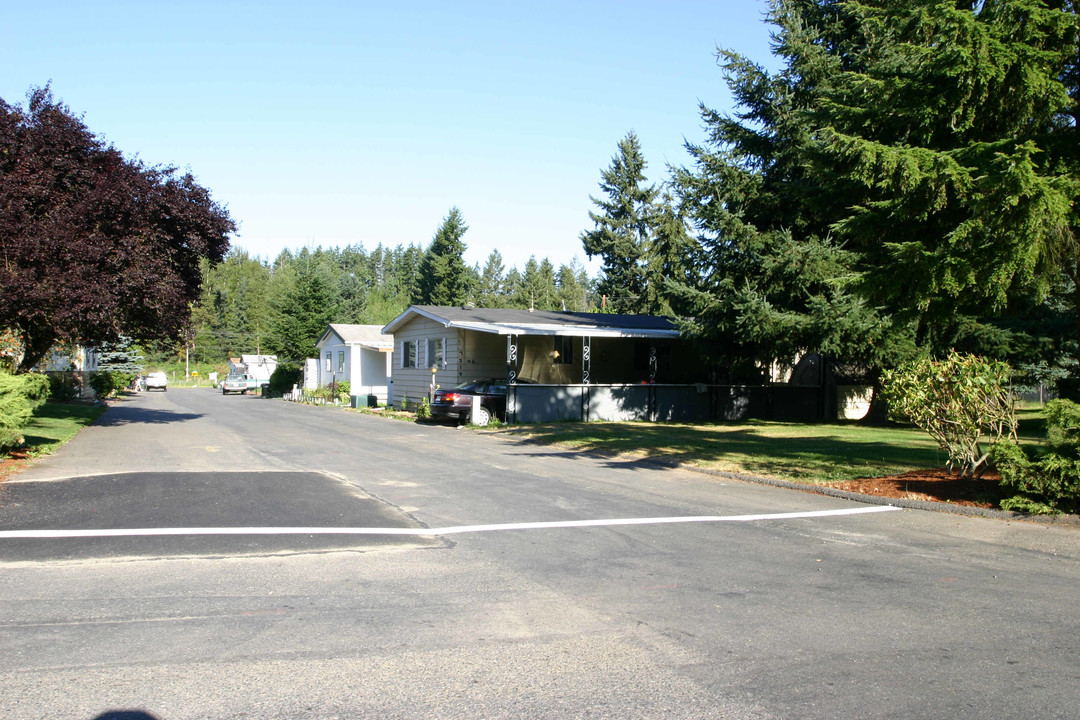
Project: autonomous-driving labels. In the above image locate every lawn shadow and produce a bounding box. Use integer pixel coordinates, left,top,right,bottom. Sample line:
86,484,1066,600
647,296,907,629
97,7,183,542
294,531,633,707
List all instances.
508,421,941,481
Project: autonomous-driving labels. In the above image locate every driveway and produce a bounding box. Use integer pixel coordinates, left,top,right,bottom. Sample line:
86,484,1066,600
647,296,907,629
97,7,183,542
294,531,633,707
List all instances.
2,389,1078,719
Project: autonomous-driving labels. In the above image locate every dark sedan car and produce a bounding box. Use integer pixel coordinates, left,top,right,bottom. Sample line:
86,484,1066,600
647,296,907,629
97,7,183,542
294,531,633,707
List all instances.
430,377,532,426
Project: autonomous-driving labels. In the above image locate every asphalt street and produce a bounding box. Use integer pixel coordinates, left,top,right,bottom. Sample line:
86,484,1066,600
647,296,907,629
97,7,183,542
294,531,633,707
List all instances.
1,388,1078,719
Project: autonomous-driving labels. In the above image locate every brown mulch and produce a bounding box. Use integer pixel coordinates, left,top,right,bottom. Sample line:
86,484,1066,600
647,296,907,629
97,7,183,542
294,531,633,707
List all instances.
0,449,32,483
824,468,1008,509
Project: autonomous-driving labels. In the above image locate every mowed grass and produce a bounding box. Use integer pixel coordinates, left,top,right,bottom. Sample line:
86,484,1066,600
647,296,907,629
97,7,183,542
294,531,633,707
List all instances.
499,410,1048,483
17,402,106,457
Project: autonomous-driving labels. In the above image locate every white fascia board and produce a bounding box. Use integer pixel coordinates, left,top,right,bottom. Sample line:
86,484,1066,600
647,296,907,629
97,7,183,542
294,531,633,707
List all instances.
316,327,342,348
381,306,451,335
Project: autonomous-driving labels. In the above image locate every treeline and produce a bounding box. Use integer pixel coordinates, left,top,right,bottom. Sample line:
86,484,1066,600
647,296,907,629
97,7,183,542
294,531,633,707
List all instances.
185,226,595,364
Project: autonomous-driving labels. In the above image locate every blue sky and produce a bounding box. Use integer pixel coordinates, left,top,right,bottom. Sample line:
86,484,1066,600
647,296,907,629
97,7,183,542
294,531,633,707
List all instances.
3,1,777,274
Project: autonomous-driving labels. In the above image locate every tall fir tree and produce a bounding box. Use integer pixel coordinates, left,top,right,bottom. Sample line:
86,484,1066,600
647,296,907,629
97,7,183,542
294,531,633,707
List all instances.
675,0,1079,382
474,249,507,308
415,207,471,306
581,131,660,314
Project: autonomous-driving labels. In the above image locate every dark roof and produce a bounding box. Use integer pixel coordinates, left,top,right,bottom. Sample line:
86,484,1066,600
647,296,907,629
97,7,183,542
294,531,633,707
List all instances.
383,305,680,338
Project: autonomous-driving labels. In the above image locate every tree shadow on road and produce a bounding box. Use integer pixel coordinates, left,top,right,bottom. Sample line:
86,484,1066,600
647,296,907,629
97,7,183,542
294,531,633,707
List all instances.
94,406,204,426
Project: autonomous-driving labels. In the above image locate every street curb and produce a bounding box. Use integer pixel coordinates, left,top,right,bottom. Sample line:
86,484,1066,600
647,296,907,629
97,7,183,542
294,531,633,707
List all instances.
684,463,1080,526
527,443,1080,527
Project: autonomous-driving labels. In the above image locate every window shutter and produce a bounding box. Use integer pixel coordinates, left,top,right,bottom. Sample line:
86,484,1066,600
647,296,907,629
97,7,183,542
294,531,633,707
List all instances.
443,336,448,369
418,339,427,369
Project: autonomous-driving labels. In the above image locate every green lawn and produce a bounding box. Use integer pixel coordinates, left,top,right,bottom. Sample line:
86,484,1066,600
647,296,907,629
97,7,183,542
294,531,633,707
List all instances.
499,410,1048,483
16,402,106,457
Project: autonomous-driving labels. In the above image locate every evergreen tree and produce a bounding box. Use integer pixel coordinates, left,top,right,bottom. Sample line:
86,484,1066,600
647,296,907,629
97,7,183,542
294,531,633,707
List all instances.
557,259,592,312
581,131,660,313
474,249,507,308
189,249,272,361
646,195,697,316
675,0,1079,380
267,249,340,360
512,256,560,311
415,207,471,306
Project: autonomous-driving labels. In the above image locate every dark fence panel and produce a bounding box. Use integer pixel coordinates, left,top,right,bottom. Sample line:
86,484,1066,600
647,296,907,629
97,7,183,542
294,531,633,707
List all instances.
511,384,825,424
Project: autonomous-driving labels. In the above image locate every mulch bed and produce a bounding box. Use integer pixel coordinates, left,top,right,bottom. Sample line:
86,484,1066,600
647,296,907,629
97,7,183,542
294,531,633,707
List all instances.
825,468,1009,508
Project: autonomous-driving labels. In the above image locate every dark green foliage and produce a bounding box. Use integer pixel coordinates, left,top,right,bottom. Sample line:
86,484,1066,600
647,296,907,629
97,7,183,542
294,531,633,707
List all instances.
581,132,662,314
267,250,340,360
415,207,471,306
88,370,131,399
673,0,1080,379
0,369,49,450
268,361,303,395
47,373,80,401
474,250,507,308
994,399,1080,513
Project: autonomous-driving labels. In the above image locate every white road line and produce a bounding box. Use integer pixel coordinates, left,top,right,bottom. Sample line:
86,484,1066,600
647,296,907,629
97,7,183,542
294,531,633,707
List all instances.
0,506,900,540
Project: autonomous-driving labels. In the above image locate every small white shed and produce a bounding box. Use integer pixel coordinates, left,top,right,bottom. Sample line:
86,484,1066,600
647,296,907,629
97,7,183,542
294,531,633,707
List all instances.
315,324,394,403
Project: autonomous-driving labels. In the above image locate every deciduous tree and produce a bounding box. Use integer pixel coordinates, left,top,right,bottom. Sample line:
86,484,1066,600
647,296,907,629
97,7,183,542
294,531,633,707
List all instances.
0,87,234,371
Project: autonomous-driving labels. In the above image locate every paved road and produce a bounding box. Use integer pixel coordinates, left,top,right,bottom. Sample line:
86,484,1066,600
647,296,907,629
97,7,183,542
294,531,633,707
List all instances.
1,389,1078,719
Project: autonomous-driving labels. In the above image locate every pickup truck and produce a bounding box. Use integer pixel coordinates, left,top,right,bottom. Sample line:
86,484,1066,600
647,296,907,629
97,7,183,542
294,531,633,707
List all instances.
221,374,264,395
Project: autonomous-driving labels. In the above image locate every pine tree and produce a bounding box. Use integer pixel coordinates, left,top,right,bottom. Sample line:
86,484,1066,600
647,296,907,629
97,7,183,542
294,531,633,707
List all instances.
581,132,660,314
675,0,1079,379
474,250,507,308
415,207,471,306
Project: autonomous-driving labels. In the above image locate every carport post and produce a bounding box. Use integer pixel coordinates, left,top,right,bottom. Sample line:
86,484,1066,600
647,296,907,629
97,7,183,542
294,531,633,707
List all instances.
582,336,591,423
506,334,519,423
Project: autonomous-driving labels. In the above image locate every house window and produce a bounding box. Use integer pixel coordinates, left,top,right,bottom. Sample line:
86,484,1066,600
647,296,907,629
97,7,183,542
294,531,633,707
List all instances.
402,340,416,368
428,337,444,368
553,336,574,364
337,351,345,373
325,351,332,373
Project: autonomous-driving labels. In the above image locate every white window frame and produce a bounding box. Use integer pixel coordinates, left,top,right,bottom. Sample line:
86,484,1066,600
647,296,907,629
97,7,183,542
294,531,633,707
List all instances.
427,337,445,369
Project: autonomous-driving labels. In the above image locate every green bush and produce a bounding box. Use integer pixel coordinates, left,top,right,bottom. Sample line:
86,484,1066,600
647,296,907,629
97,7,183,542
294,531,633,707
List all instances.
335,380,351,402
882,352,1015,478
88,370,134,398
416,396,431,420
47,373,80,401
992,399,1080,514
0,370,50,451
269,361,303,395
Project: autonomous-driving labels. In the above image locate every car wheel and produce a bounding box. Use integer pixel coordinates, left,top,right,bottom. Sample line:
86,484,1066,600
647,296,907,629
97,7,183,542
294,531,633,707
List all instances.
471,406,491,426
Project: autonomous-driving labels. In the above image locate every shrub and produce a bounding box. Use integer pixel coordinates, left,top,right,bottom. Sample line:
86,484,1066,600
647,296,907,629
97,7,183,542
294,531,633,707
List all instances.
992,399,1080,514
48,373,80,401
882,352,1016,478
87,370,135,398
416,396,431,420
269,362,303,395
0,370,50,451
335,381,351,402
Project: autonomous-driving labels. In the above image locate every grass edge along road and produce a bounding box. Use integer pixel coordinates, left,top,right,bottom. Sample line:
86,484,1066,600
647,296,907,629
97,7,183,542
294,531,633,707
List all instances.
0,402,105,481
496,410,1048,484
2,396,1046,488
